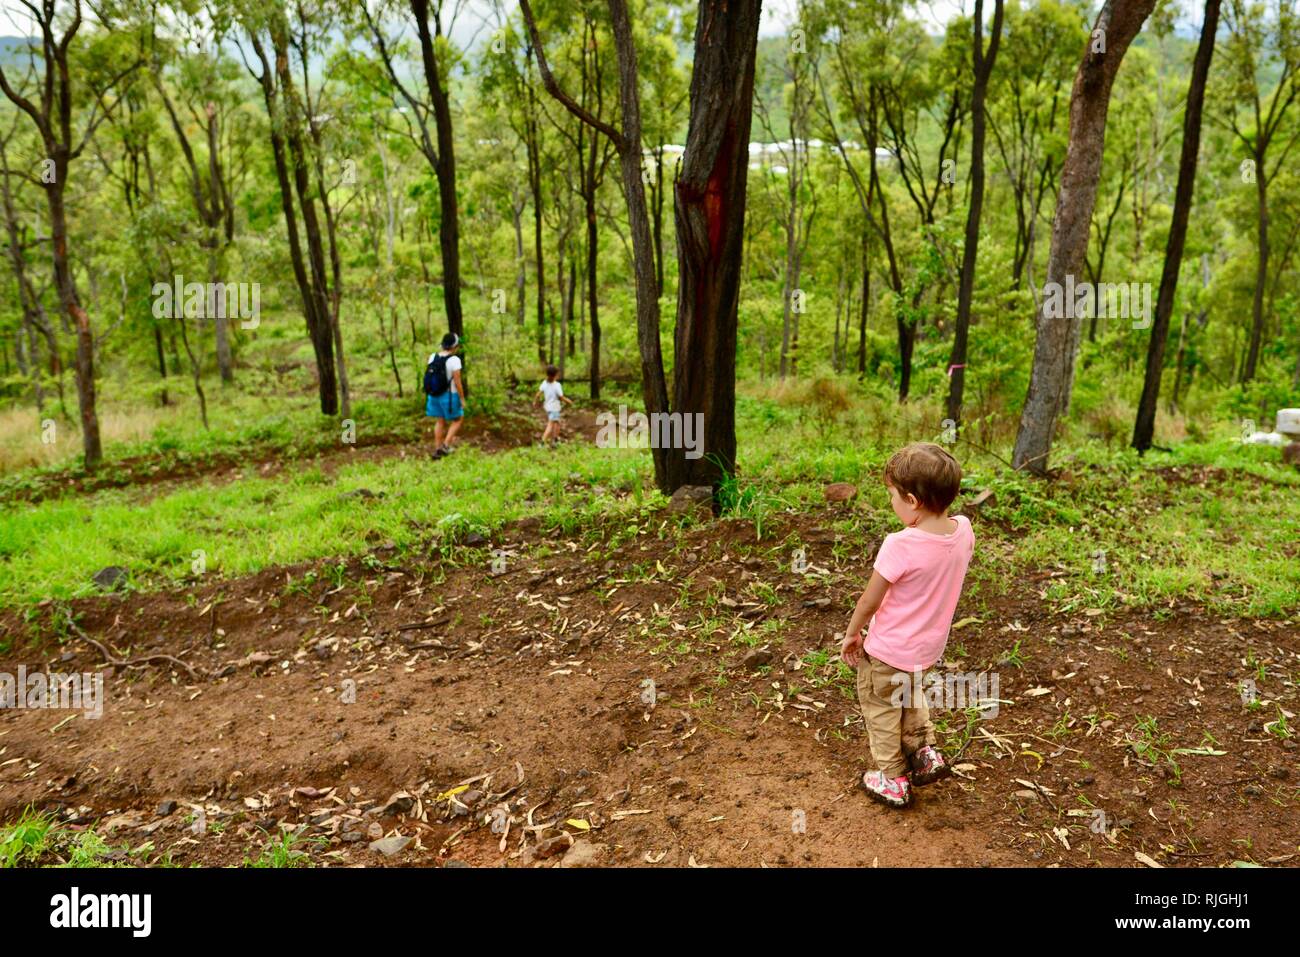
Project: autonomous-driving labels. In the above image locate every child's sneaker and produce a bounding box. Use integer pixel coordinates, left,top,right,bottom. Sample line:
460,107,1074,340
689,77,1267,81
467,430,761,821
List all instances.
908,745,952,786
858,769,912,808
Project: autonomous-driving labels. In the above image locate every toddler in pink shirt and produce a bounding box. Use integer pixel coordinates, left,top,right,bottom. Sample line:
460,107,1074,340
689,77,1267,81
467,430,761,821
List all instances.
840,442,974,808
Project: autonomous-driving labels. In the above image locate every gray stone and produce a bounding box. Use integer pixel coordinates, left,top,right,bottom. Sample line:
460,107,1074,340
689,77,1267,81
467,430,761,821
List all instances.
92,566,129,590
369,835,413,857
560,840,607,868
668,485,713,516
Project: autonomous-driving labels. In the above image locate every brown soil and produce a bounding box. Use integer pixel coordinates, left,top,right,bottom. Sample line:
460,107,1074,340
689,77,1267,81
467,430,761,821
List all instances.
2,501,1296,868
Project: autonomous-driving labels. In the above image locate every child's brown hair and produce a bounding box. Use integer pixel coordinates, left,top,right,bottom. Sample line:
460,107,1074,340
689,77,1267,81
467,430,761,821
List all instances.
545,365,559,380
883,442,962,514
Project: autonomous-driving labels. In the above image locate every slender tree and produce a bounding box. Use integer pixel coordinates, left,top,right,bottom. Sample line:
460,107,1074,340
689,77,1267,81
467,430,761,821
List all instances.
1012,0,1157,475
0,0,140,469
1132,0,1220,452
946,0,1003,427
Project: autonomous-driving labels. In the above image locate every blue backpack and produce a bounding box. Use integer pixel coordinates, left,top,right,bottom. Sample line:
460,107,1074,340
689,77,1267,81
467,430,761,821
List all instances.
424,354,450,397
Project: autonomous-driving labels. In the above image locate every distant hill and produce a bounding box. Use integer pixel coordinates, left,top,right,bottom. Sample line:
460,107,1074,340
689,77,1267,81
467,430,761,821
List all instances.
0,36,36,68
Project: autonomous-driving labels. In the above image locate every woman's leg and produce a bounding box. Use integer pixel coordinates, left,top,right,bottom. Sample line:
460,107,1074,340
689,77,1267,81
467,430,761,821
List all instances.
445,416,463,447
434,417,446,449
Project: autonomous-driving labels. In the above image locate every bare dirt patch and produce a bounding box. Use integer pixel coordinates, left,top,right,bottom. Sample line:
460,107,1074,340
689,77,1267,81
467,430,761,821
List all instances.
2,505,1295,868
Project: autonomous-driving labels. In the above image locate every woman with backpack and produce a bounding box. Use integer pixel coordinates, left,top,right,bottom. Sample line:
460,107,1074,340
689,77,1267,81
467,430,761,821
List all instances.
424,333,466,459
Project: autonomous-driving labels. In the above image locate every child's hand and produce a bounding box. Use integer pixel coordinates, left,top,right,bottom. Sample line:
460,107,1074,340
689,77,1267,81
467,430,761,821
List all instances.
839,630,863,667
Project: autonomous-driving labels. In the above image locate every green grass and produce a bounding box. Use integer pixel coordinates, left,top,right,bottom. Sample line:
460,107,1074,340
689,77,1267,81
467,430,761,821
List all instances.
0,433,648,611
0,808,57,867
2,386,1297,626
243,829,321,868
0,808,132,868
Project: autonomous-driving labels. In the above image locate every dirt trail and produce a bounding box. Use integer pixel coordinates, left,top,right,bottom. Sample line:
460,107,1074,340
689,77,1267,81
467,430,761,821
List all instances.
2,500,1296,867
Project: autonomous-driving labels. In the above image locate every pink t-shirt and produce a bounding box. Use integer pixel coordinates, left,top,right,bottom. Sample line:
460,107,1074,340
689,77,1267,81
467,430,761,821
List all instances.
865,514,974,672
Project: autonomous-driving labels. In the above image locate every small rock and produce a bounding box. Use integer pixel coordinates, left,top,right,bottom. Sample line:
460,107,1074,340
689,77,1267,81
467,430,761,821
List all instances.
92,566,129,590
1011,789,1038,802
560,840,607,868
369,835,412,857
534,833,573,858
464,531,488,546
155,800,177,817
340,830,364,843
823,482,858,503
378,791,414,816
668,485,714,516
801,597,832,609
742,647,774,670
1283,442,1300,467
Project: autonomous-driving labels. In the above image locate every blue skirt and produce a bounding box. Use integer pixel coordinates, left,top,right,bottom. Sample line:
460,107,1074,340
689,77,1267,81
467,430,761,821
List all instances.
425,391,463,420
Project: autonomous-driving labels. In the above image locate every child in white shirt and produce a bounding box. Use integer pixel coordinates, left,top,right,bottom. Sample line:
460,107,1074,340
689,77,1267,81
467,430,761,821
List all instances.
534,364,573,448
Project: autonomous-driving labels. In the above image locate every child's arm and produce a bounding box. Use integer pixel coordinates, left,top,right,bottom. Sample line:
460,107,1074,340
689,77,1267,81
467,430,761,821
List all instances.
840,570,891,666
533,385,543,406
562,394,574,406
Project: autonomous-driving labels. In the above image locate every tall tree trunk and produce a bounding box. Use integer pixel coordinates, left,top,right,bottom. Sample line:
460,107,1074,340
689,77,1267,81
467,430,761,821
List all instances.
248,29,338,414
664,0,762,494
49,175,102,467
512,191,526,327
520,0,670,485
526,75,547,365
857,231,869,376
410,0,463,341
1133,0,1219,451
586,160,601,399
208,110,233,384
1243,154,1268,382
1012,0,1156,474
946,0,1003,427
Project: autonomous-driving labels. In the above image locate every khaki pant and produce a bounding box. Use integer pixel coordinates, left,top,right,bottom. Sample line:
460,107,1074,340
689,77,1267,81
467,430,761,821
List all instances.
856,655,936,779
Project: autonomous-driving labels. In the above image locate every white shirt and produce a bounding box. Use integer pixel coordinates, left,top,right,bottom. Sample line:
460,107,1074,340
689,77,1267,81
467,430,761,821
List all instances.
428,351,462,387
539,380,564,412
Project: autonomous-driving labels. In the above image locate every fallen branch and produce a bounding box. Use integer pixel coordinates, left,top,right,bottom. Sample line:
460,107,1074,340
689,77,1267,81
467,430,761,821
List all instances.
65,612,204,681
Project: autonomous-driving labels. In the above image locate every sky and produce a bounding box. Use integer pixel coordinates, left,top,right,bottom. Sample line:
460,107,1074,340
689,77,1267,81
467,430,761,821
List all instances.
0,0,988,43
